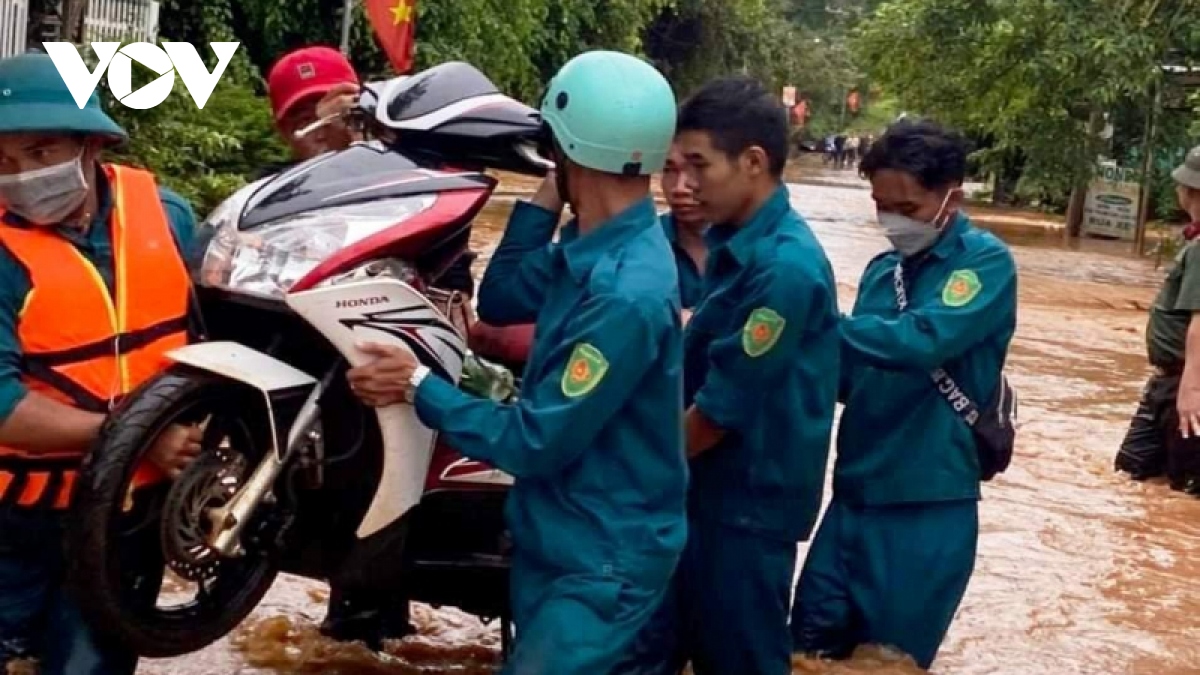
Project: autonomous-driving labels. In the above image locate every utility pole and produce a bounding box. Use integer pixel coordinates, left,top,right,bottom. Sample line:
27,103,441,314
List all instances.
339,0,354,53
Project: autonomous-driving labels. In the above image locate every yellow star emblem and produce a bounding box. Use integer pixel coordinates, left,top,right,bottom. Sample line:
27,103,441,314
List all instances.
389,0,412,25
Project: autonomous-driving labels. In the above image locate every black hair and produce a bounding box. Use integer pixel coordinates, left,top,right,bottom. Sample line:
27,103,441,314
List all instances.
859,118,969,190
677,76,789,178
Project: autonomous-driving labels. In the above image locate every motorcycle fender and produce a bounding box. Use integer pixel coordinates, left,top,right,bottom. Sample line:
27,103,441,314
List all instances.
165,342,318,392
286,277,467,539
164,342,319,459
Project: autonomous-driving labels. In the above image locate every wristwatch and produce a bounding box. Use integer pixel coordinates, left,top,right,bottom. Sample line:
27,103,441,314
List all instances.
407,364,431,403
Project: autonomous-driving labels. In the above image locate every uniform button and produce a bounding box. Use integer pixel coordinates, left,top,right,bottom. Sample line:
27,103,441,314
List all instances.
601,564,613,575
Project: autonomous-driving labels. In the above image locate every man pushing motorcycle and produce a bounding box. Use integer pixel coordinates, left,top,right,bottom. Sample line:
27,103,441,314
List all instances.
0,53,200,675
348,50,688,673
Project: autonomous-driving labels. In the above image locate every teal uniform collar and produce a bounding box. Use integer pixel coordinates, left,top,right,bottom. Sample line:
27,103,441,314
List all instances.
661,211,681,243
705,183,791,267
661,211,709,243
559,196,659,283
925,211,970,262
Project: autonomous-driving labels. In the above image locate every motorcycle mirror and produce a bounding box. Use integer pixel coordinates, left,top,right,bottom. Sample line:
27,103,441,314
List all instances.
516,142,555,172
357,82,383,116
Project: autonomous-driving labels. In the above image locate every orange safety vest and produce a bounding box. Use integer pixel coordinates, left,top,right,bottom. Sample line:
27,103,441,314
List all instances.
0,164,190,509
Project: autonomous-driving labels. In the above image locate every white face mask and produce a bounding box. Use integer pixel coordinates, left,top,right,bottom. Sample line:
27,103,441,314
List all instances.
878,188,959,257
0,153,90,225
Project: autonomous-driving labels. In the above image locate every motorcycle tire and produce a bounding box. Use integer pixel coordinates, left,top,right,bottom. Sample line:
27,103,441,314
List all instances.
67,367,280,658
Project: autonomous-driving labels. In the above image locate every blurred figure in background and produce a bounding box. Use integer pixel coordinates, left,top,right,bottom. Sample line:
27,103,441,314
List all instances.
661,141,708,315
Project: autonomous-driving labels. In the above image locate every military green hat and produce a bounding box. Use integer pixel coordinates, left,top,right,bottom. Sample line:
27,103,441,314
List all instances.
0,52,127,142
1173,146,1200,191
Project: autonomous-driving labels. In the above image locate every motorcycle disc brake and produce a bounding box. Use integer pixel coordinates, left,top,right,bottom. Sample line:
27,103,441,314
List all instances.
161,448,247,582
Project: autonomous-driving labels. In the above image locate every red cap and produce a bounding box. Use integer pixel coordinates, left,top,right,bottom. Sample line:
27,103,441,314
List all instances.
267,46,360,120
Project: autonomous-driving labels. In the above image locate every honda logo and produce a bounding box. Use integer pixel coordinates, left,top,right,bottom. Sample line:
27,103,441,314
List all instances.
336,296,389,308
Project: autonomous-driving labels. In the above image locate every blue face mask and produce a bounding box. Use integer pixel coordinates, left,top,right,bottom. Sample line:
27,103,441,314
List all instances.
878,188,958,257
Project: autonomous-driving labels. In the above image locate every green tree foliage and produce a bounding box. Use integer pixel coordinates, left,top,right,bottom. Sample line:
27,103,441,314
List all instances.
535,0,669,81
854,0,1199,207
645,0,867,142
646,0,797,91
104,79,287,214
783,0,886,31
91,35,287,214
176,0,667,103
96,0,888,216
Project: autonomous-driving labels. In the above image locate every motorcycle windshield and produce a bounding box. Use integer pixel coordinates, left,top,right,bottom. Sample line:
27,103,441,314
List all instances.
239,144,432,231
377,62,502,126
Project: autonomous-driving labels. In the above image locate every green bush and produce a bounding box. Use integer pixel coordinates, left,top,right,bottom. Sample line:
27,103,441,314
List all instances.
98,47,287,217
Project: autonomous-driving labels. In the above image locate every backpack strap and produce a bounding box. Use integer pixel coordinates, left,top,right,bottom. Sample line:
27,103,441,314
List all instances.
892,262,980,425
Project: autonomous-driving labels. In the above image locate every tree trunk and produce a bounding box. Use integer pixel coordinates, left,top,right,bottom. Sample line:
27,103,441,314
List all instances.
987,146,1024,206
62,0,87,43
1065,109,1107,239
1133,82,1161,257
1064,184,1088,239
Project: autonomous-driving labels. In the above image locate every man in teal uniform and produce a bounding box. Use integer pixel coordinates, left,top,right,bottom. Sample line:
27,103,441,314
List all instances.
791,119,1017,669
471,137,708,367
625,75,840,675
661,141,707,311
346,50,687,674
0,53,200,675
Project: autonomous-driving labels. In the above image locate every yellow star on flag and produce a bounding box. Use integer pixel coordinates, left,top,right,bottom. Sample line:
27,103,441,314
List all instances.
389,0,413,25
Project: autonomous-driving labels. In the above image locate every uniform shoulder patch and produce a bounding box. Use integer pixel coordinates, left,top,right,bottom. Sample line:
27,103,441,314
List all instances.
742,307,786,357
561,343,609,398
942,269,982,307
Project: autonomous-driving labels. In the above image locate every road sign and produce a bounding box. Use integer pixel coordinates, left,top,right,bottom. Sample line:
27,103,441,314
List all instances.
1082,163,1142,241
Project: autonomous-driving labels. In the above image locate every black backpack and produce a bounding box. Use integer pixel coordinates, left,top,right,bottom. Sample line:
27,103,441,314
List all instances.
928,367,1018,480
892,264,1018,480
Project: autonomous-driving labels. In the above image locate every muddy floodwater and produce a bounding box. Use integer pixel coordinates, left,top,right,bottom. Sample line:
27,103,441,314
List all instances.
132,165,1200,675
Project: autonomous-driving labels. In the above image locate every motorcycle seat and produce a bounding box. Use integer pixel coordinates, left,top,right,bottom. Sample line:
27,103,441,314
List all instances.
468,321,535,369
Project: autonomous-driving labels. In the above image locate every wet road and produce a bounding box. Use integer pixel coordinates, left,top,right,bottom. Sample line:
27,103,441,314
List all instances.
139,168,1200,675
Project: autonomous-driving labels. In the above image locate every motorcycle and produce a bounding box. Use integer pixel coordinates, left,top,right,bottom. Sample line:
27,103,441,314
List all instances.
64,61,549,658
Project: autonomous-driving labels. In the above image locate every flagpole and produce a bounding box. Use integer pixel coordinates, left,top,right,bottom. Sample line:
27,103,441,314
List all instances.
340,0,355,53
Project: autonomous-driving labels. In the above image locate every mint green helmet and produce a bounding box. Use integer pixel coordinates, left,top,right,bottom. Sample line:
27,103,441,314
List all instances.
540,51,676,176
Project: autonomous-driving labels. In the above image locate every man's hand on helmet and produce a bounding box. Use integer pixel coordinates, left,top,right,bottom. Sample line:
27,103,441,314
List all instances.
531,170,564,214
315,82,361,124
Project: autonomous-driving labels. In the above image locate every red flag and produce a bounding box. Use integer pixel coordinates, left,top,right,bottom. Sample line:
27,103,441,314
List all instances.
365,0,417,74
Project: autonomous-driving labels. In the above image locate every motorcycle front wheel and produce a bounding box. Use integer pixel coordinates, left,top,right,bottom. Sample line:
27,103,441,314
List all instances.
67,367,281,657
